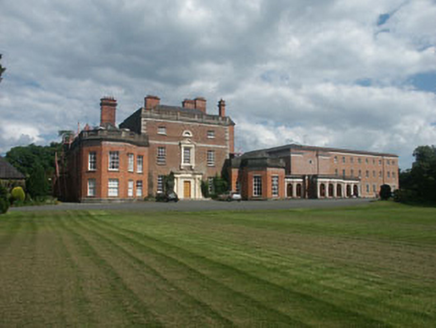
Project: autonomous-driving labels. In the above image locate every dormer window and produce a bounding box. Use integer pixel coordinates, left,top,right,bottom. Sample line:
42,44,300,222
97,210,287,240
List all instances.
182,130,193,137
158,126,166,135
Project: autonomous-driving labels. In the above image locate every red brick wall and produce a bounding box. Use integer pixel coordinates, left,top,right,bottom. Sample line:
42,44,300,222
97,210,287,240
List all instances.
145,119,231,195
70,141,148,201
240,167,285,200
286,149,399,198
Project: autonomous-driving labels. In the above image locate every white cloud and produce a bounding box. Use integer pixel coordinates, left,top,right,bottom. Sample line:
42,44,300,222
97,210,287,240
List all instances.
1,0,436,168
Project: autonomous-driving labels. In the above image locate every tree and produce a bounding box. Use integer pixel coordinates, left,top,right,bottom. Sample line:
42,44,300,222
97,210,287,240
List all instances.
410,146,436,201
6,143,62,177
213,175,228,196
379,184,392,200
26,164,49,199
0,54,5,83
0,184,9,214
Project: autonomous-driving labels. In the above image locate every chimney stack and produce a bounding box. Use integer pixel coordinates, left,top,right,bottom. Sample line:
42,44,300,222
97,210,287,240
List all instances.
194,97,206,113
218,99,226,117
100,97,117,127
144,95,160,110
182,99,195,109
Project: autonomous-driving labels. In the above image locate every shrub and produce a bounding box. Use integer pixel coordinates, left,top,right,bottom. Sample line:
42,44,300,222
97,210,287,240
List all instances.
393,189,419,203
26,164,49,199
0,185,9,214
213,175,228,196
379,184,392,200
11,186,26,203
201,180,210,198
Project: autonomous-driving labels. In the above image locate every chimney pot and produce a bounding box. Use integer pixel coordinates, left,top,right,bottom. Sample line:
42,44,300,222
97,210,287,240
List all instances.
144,95,160,110
182,99,196,109
100,97,117,127
194,97,206,113
218,99,226,117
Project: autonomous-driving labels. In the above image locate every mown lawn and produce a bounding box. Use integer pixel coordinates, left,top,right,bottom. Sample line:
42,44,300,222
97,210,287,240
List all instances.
0,202,435,327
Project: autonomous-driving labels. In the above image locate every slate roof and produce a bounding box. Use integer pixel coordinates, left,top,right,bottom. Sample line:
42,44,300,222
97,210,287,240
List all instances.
0,157,25,179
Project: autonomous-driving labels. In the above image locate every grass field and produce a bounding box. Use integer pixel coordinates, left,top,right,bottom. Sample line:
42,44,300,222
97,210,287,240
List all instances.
0,202,435,327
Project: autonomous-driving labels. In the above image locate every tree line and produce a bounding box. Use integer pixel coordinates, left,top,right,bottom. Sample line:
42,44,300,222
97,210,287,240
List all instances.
396,145,436,203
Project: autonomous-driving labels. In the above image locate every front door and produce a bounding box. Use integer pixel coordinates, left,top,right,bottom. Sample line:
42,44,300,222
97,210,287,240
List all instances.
183,180,191,198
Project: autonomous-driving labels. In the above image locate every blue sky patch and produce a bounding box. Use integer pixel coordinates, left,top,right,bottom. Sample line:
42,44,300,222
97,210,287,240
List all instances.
408,71,436,92
355,78,372,87
377,13,390,26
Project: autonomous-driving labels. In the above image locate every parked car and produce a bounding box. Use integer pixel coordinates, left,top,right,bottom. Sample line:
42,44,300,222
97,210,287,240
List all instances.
218,192,242,202
156,192,179,202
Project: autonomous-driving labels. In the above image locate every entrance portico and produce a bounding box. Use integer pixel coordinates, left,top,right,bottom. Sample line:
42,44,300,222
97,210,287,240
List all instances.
173,172,203,199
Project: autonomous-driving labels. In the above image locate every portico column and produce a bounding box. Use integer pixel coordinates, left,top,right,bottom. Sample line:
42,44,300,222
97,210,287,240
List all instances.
317,182,320,198
325,182,329,198
333,183,337,198
293,183,297,198
343,183,347,198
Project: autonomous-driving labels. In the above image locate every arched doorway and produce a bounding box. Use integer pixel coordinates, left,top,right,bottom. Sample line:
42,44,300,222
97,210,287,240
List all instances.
296,184,302,198
353,185,359,197
287,184,293,198
328,184,334,198
337,184,342,197
346,185,352,197
320,183,326,198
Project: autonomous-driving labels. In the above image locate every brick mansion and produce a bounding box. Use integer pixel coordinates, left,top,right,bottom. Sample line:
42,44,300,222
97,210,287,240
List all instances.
58,96,399,201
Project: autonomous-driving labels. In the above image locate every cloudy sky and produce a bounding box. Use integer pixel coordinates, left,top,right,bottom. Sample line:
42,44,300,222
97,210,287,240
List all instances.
1,0,436,168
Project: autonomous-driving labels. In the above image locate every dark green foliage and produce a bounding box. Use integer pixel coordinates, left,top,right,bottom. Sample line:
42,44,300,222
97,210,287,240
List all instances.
11,186,26,203
163,172,175,194
393,189,418,203
396,145,436,203
6,142,62,177
26,164,49,199
0,184,9,214
379,184,392,200
201,180,209,198
213,175,228,196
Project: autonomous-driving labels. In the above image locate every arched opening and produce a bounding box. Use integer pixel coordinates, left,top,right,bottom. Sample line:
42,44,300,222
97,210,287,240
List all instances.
328,184,334,198
287,184,293,198
337,184,342,197
296,184,302,198
320,183,326,198
346,185,352,197
353,185,359,197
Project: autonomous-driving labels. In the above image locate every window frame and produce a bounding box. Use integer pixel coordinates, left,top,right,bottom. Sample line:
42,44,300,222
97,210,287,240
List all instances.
181,145,194,166
207,130,215,139
87,179,96,197
108,179,119,197
207,150,215,167
136,180,143,197
272,175,279,197
128,153,134,172
157,126,167,135
137,155,143,173
253,175,262,197
128,180,134,197
108,151,119,171
208,177,214,194
157,147,166,165
157,175,164,194
88,152,97,171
